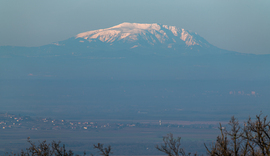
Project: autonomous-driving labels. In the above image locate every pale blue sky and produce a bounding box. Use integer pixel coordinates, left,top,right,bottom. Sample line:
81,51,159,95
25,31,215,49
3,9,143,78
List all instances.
0,0,269,54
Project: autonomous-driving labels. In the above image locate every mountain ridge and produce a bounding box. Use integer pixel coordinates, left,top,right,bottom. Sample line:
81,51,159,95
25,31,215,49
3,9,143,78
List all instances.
1,22,269,80
37,22,234,57
0,22,241,57
75,22,201,46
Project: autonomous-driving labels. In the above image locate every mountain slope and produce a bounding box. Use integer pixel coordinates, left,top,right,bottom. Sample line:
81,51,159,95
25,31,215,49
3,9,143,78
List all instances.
51,22,231,56
0,22,269,80
0,22,234,58
75,22,203,47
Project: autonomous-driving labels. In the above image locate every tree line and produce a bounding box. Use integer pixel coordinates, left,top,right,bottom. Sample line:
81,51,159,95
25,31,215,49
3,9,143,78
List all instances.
3,114,270,156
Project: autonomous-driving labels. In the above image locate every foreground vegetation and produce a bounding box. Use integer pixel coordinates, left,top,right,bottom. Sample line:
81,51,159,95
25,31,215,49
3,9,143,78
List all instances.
3,114,270,156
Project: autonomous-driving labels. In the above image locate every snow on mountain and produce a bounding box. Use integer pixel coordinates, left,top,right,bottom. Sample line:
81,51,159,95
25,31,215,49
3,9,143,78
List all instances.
75,22,208,48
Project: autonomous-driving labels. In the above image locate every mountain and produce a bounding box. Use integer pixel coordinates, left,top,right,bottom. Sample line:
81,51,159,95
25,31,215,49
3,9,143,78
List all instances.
53,22,233,56
0,23,232,58
0,22,270,80
72,22,215,53
76,22,200,47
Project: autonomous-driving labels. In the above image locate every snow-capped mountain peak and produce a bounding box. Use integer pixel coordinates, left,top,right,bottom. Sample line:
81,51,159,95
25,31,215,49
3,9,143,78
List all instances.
75,22,205,47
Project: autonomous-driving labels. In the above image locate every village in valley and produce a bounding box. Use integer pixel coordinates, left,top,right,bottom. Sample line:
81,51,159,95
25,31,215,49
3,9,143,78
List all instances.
0,113,218,131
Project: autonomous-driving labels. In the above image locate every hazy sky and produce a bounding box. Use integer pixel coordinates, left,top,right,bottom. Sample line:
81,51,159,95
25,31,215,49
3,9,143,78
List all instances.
1,0,269,54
